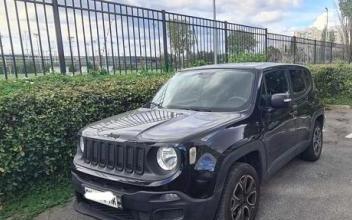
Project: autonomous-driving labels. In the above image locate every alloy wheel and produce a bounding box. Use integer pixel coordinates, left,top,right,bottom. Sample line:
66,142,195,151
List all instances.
313,126,322,155
230,175,257,220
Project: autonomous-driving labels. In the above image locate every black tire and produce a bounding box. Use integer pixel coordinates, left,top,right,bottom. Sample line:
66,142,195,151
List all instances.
301,121,323,161
215,163,260,220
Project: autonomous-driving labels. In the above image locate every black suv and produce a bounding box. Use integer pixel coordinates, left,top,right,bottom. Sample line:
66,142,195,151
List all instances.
72,63,324,220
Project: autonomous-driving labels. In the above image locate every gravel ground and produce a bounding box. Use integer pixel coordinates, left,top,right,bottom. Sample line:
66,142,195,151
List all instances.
35,108,352,220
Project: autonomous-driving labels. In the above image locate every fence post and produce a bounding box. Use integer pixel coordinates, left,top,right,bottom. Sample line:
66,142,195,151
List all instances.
224,21,228,63
293,36,297,64
161,10,169,72
0,34,8,79
314,40,317,64
52,0,66,74
330,42,333,63
265,28,268,62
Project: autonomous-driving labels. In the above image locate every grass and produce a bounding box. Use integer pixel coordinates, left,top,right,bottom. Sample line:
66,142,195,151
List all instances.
0,178,73,220
322,96,352,106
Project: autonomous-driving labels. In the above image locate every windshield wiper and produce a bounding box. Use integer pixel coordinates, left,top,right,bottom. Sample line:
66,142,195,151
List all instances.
182,107,213,112
149,101,164,109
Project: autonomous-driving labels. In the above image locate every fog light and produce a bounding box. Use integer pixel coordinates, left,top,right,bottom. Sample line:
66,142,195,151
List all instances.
160,193,180,201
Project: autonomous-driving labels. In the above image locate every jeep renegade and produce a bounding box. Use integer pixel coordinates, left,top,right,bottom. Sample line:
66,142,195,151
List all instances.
72,63,324,220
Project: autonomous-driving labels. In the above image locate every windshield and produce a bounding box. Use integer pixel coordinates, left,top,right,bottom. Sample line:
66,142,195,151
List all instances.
151,69,256,112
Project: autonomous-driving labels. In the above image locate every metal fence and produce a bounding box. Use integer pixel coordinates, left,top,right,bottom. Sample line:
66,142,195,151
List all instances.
0,0,348,79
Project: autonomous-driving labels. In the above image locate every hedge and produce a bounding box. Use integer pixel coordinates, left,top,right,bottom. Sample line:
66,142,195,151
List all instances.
0,64,351,199
308,64,352,105
0,73,170,199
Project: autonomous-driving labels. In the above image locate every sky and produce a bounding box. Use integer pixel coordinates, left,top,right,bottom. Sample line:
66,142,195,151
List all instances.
123,0,340,34
0,0,342,60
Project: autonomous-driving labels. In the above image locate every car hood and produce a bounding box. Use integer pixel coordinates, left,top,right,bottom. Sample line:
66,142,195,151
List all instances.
81,108,244,142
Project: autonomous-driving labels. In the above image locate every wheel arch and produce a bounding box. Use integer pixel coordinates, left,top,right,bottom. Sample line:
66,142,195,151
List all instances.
315,114,324,126
312,109,325,126
213,140,266,198
210,140,266,220
311,109,325,139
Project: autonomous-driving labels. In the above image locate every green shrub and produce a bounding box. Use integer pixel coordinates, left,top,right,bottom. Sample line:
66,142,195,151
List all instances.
0,73,170,198
191,59,208,67
309,64,352,104
229,53,266,63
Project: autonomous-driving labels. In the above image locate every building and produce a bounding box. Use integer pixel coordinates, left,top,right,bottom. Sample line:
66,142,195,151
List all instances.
294,26,344,44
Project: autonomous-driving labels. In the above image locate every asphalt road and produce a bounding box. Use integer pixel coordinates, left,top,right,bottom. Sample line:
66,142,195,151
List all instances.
35,108,352,220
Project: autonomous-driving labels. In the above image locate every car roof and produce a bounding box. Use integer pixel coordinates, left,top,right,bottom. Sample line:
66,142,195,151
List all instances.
181,62,307,72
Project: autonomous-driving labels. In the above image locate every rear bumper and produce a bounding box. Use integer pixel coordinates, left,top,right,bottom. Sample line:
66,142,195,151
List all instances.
72,171,218,220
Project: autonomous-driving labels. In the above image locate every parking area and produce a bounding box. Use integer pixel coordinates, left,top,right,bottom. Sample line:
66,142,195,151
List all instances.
35,108,352,220
258,108,352,220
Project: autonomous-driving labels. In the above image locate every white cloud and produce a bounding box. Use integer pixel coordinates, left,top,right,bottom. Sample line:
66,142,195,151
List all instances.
267,0,302,7
253,10,283,23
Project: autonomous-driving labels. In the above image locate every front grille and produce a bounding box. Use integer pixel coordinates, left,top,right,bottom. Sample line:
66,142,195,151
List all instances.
82,138,145,175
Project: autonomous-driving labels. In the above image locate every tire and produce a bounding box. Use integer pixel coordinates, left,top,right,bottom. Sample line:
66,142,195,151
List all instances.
215,163,260,220
301,121,323,161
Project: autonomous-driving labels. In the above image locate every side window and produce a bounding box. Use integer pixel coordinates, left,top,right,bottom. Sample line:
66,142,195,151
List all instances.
303,70,312,89
259,82,268,107
289,69,306,95
264,70,289,95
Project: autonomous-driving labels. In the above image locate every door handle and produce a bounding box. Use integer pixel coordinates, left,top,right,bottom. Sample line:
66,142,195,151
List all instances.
283,98,292,103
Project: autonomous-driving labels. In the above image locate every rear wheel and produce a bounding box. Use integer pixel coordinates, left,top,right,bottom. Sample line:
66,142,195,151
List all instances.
216,163,259,220
301,121,323,161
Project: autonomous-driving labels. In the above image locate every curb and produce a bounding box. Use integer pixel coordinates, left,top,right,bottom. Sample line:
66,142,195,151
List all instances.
326,105,351,110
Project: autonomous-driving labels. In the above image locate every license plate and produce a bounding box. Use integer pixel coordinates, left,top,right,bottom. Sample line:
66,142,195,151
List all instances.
84,187,122,209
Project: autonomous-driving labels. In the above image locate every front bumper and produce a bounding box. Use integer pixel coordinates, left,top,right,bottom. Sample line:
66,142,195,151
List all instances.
72,171,218,220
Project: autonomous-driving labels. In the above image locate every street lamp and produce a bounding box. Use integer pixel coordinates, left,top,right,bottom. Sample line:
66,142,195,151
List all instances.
324,7,329,62
213,0,218,64
325,7,329,41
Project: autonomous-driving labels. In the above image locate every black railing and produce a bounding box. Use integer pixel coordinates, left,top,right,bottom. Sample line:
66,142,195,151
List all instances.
0,0,348,79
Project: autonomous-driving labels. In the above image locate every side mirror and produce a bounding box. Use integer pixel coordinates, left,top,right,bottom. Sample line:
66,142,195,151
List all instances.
271,93,291,108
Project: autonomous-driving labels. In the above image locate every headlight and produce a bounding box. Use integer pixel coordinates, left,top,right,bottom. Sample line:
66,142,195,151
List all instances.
80,136,85,152
157,147,178,171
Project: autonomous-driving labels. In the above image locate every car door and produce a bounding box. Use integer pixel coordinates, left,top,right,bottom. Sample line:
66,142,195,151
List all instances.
261,68,297,174
288,67,313,147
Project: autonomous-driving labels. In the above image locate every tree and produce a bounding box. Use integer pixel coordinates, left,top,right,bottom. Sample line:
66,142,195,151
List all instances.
320,28,335,43
267,46,283,62
329,31,336,43
338,0,352,62
86,61,99,72
168,20,195,55
69,64,77,73
321,28,327,42
227,31,257,54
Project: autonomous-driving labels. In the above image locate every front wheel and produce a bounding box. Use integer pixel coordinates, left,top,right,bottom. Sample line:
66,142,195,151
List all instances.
301,122,323,161
215,163,259,220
